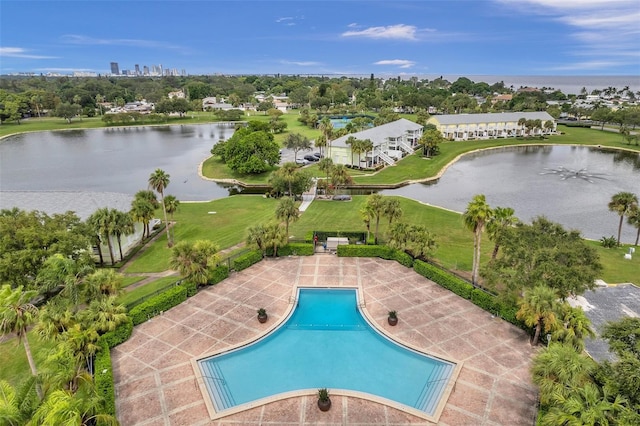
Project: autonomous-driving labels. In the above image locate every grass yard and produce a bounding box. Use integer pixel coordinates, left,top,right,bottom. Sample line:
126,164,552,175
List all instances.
121,275,147,288
124,195,279,273
0,332,55,387
117,276,181,307
588,241,640,284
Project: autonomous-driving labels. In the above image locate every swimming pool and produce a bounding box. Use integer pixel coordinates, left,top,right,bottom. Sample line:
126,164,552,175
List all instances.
197,288,456,418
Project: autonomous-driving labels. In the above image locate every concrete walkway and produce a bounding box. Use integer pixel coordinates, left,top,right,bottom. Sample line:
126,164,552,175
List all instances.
112,256,538,425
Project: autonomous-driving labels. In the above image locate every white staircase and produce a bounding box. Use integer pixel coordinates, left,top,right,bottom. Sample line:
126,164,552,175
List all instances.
378,151,395,166
398,140,414,154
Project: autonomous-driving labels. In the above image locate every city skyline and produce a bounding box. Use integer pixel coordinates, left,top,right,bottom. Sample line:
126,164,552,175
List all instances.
1,1,639,76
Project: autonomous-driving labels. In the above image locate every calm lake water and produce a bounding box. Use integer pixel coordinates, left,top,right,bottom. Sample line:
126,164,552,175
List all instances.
382,145,640,243
1,125,639,243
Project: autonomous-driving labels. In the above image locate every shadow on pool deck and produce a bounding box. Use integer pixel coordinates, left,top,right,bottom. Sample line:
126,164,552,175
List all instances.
112,256,538,425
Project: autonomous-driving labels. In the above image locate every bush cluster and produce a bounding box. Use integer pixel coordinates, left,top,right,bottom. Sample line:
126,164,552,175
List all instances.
232,250,263,271
95,343,116,415
208,264,230,284
337,244,414,267
128,285,187,325
267,243,314,257
99,317,133,349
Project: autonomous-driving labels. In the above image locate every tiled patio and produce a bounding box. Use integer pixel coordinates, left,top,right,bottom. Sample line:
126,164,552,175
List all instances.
112,256,538,425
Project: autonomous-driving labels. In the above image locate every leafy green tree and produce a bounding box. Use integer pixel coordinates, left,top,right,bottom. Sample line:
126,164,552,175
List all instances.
418,128,446,157
0,378,39,425
36,253,93,308
79,296,127,335
318,116,333,157
264,223,287,257
215,126,280,174
626,205,640,246
0,285,40,393
318,157,334,194
82,269,122,301
486,206,519,260
55,102,81,124
246,224,268,256
483,217,602,302
383,198,403,225
388,222,437,260
330,164,353,196
608,192,638,245
130,197,155,240
552,305,595,352
87,208,116,265
542,383,626,426
275,197,299,239
170,240,219,286
462,194,493,286
111,210,135,261
284,133,312,161
149,168,173,247
268,165,313,199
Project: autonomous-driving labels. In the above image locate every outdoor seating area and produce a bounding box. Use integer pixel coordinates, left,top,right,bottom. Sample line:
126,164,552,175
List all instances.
111,256,538,425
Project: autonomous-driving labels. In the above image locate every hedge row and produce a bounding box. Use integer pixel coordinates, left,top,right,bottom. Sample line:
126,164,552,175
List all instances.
306,231,367,244
232,250,263,271
129,285,187,326
99,317,133,349
266,243,314,257
208,264,229,284
337,245,414,268
95,343,115,416
412,260,524,329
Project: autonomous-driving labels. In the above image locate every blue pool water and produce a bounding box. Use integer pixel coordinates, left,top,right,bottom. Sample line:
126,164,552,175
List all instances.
198,288,455,416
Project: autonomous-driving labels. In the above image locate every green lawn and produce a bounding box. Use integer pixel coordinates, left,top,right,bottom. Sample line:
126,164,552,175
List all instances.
121,275,147,288
124,195,279,273
117,276,181,307
0,332,55,387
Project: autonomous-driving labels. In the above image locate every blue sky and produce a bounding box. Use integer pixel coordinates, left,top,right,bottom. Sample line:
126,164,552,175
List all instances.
1,0,639,76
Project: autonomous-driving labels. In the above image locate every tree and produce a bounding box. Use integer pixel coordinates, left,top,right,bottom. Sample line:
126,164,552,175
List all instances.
483,217,602,302
541,383,626,426
87,208,116,265
36,253,93,308
383,198,403,225
388,222,437,260
214,126,280,174
601,317,640,358
268,165,313,199
627,205,640,246
552,305,595,352
608,192,638,245
149,168,173,247
164,195,180,220
246,224,268,255
516,285,561,346
364,194,386,244
418,128,446,157
82,269,122,301
170,240,219,286
275,197,299,239
112,210,135,261
276,162,299,196
79,296,127,335
0,285,40,391
55,102,81,124
317,157,334,195
284,133,311,161
0,378,39,425
130,197,155,240
318,116,333,157
486,206,518,260
264,223,287,257
330,164,353,195
462,194,493,286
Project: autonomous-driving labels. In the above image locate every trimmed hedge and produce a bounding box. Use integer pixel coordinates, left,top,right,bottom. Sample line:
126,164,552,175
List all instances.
99,317,133,349
336,245,414,268
232,250,263,271
267,243,315,257
307,231,367,244
95,343,115,416
182,280,198,297
208,264,229,285
129,285,187,325
414,260,474,299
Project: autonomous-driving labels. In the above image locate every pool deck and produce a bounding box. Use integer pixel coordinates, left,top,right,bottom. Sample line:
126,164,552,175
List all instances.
112,256,539,425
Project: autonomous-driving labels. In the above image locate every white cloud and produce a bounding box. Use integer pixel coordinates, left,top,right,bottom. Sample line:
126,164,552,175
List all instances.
60,34,182,50
276,17,293,23
0,47,58,59
342,24,418,40
280,60,322,66
374,59,416,68
347,23,359,28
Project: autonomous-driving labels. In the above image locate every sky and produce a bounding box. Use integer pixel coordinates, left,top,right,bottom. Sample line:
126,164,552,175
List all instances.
1,0,639,76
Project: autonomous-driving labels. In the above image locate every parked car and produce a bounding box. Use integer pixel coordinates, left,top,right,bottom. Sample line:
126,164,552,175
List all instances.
313,152,323,158
295,158,309,165
332,194,352,201
304,154,319,162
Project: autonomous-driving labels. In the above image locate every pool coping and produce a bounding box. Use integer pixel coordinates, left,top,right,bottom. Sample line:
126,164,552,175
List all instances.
191,284,463,423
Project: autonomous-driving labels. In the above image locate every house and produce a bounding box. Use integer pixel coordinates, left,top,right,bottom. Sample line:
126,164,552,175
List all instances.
427,112,556,141
329,118,423,167
202,97,235,111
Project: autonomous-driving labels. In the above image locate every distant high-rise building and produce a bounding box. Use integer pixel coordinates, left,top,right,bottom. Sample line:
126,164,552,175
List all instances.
135,64,140,75
143,65,149,76
110,62,120,75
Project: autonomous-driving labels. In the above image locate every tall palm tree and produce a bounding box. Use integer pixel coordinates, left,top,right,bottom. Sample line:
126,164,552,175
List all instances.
112,210,135,261
345,136,357,166
79,296,128,335
330,164,353,196
35,300,76,342
82,269,122,301
383,198,403,225
359,206,372,242
318,116,333,157
170,240,219,286
486,206,518,260
608,191,638,245
86,210,105,266
516,285,561,346
361,138,373,168
275,196,299,239
264,223,287,257
364,194,386,244
279,162,299,196
149,168,173,247
36,253,93,309
542,383,626,426
164,194,180,220
246,224,268,256
627,205,640,246
0,378,39,425
0,285,41,396
130,197,155,239
314,133,327,158
531,342,596,406
89,208,116,265
317,157,334,196
462,194,493,285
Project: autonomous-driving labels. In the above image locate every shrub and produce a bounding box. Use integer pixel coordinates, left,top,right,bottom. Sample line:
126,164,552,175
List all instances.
413,260,473,299
337,244,391,258
232,250,263,271
99,317,133,349
600,235,618,248
181,280,198,297
95,343,115,416
268,243,315,257
129,285,187,325
208,264,229,285
391,249,414,268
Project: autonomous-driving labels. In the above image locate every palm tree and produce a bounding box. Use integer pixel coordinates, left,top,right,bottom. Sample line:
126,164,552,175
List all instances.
383,198,403,225
359,206,372,242
553,304,595,352
608,192,638,245
164,194,180,220
542,383,626,426
149,168,173,247
0,378,39,425
85,212,104,266
364,194,386,244
279,162,299,196
246,224,268,256
264,223,287,257
360,138,373,167
516,285,561,346
330,164,353,196
314,133,327,158
627,205,640,246
170,240,219,286
88,208,116,265
0,285,40,396
531,342,596,406
35,300,75,342
275,197,299,239
318,157,334,196
345,136,357,166
318,116,333,157
486,206,518,260
83,269,122,301
462,194,493,285
79,296,128,335
112,210,135,261
130,197,155,239
36,253,93,309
